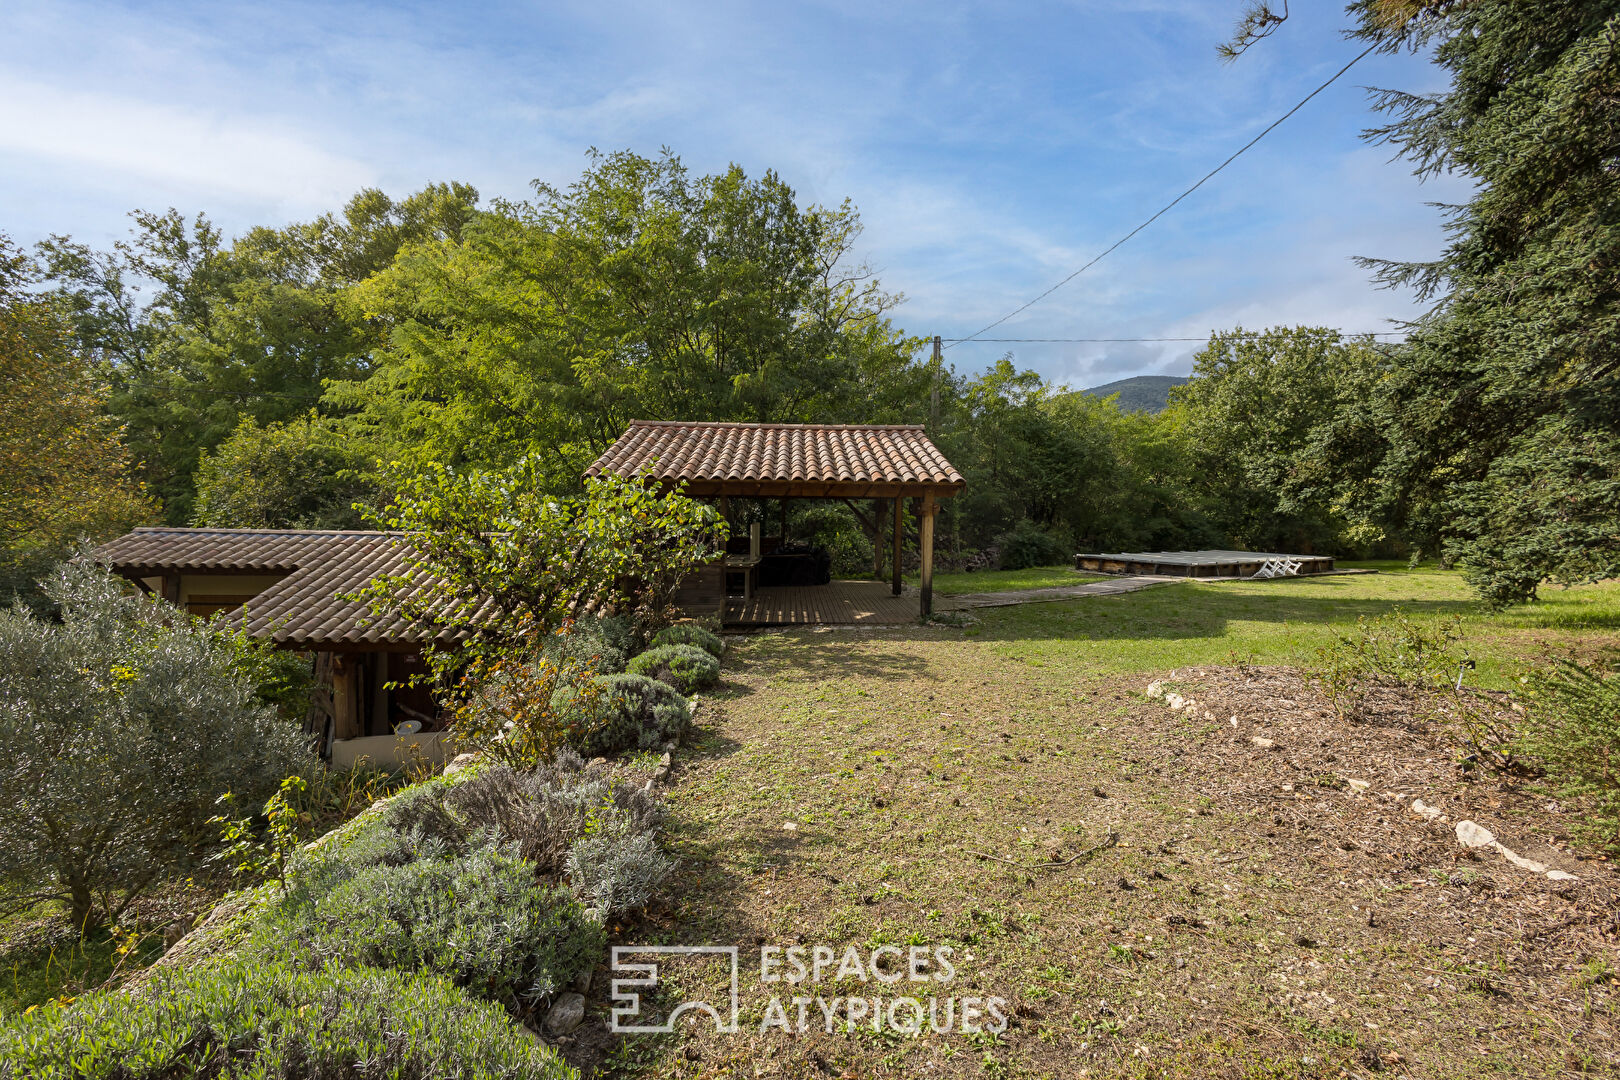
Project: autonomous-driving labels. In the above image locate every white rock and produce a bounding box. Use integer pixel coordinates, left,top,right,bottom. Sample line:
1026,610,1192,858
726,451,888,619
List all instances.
544,992,586,1036
1411,799,1444,822
782,821,799,832
1147,682,1165,699
1229,716,1239,728
1455,819,1568,878
1165,693,1187,710
1346,779,1371,793
1249,736,1275,750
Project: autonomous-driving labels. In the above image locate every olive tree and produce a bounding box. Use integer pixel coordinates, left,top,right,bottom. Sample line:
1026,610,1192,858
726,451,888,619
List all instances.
0,560,311,931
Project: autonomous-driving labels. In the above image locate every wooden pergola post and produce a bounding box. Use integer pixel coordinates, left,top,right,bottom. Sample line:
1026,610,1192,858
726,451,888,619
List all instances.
891,496,903,596
918,492,936,616
331,655,361,741
871,498,885,580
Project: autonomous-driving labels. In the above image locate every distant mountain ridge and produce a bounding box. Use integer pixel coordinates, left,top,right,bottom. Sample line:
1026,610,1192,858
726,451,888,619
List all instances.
1079,374,1189,413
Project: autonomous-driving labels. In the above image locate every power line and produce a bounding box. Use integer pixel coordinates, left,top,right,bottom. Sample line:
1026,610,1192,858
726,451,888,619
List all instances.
942,331,1408,343
946,42,1380,351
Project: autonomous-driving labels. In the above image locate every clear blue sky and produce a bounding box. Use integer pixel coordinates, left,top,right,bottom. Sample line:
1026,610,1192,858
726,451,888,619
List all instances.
0,1,1463,386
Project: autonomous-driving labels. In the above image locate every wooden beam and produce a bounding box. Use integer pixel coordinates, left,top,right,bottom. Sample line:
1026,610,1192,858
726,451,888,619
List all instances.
839,497,875,534
918,493,935,617
330,655,361,741
891,496,903,596
872,499,885,580
718,496,730,628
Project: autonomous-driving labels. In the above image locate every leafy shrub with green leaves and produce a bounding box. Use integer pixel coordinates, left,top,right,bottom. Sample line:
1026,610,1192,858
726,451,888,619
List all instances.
454,652,609,769
544,615,637,673
1310,609,1515,766
261,840,601,1004
994,519,1070,570
650,623,723,658
0,954,571,1080
1311,608,1463,721
1518,659,1620,854
626,643,719,695
0,560,310,931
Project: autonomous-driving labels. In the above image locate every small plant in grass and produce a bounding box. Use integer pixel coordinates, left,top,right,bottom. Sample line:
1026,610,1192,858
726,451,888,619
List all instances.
626,643,720,694
1517,658,1620,854
209,775,311,892
649,623,723,658
1309,608,1518,766
1311,608,1463,721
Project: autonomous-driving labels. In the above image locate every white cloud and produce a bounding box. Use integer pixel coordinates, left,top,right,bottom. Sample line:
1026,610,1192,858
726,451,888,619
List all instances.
0,74,375,210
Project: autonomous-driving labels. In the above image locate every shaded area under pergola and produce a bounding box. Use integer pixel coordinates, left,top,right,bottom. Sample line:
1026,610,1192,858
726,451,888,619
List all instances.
585,420,966,621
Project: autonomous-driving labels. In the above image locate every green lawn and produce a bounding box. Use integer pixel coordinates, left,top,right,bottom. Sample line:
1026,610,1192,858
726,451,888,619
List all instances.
906,564,1107,595
970,562,1620,689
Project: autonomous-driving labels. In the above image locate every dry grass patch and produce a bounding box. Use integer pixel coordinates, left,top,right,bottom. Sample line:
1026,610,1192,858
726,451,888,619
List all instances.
581,627,1619,1078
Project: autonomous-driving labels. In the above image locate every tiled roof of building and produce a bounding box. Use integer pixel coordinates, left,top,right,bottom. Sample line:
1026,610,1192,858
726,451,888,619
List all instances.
94,528,440,647
585,421,965,496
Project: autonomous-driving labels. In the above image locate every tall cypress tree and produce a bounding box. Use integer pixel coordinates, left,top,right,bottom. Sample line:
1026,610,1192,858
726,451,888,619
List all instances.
1351,1,1620,604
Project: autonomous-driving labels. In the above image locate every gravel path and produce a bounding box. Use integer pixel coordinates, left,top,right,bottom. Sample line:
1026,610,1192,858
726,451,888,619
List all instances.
942,574,1180,609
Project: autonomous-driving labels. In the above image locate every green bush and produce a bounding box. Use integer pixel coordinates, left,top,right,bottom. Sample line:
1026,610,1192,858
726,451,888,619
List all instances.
1519,659,1620,854
625,644,720,694
0,560,311,931
1311,609,1462,721
555,674,692,756
995,519,1070,570
649,623,724,658
1310,610,1516,766
441,756,665,876
544,615,637,673
374,755,673,916
263,841,601,1004
0,955,571,1079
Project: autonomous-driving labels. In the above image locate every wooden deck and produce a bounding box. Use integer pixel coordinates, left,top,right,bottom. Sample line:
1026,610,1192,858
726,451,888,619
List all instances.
725,580,918,626
1075,549,1335,578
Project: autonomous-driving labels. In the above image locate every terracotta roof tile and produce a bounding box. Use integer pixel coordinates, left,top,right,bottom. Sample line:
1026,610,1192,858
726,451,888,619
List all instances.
585,421,964,495
93,528,439,647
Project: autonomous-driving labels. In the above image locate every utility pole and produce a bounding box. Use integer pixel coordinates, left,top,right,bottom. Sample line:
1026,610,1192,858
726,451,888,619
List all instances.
930,335,941,431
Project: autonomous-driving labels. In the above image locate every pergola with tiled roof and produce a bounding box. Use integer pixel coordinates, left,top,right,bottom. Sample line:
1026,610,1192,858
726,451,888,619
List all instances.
587,421,965,615
585,420,965,498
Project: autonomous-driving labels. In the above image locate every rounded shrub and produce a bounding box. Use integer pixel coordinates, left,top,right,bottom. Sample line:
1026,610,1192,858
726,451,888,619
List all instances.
555,673,690,757
265,843,602,1004
649,623,724,658
543,614,636,673
625,644,720,694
